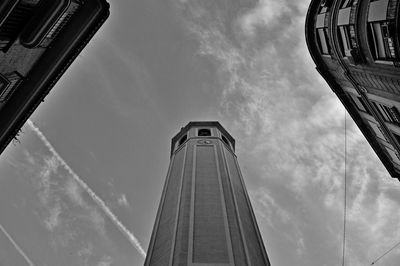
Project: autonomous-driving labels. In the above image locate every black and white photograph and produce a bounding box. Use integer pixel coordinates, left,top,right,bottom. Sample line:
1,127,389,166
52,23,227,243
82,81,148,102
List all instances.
1,0,400,265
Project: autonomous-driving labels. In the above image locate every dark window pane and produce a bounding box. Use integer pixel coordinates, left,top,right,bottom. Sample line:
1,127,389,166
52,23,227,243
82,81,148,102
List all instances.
179,135,187,146
198,129,211,136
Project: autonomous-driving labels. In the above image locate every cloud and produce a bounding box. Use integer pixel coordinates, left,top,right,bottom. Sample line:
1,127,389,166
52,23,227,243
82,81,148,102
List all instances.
88,208,106,236
238,0,292,37
250,188,291,227
26,120,147,258
44,202,62,231
64,178,86,207
78,242,93,257
117,194,129,208
97,256,113,266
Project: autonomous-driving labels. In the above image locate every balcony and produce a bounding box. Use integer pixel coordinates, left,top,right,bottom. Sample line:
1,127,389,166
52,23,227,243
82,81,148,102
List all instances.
0,0,36,52
20,0,75,48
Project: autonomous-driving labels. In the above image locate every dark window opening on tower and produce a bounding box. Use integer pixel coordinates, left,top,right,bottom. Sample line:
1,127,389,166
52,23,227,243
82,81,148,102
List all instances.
221,135,229,146
179,134,187,146
198,128,211,136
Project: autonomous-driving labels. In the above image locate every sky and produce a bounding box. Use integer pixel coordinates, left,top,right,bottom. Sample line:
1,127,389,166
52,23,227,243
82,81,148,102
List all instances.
1,0,400,265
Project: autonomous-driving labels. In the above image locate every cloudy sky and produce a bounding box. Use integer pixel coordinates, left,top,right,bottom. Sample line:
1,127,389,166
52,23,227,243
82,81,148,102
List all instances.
1,0,400,265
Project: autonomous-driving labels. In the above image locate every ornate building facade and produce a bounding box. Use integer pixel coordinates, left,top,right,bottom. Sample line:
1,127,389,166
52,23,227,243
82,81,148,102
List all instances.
0,0,109,154
306,0,400,179
145,121,270,266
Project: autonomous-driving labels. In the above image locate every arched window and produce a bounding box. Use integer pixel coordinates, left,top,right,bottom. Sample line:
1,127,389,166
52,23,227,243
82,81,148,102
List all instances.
179,134,187,146
221,135,229,146
198,128,211,136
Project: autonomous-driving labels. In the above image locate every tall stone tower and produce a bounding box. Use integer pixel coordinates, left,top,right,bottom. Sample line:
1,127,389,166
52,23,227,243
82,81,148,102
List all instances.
145,121,270,266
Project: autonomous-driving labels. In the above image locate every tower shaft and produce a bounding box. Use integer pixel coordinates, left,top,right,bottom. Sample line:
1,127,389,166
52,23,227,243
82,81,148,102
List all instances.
145,122,270,266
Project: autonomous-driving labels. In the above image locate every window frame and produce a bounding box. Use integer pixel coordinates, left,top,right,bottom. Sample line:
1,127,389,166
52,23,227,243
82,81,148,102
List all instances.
367,21,398,61
372,101,400,125
337,25,354,56
316,27,332,55
349,94,372,115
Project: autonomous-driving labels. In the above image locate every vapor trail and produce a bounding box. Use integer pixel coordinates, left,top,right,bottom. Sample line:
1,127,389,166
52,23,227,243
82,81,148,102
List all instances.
26,120,147,258
0,223,36,266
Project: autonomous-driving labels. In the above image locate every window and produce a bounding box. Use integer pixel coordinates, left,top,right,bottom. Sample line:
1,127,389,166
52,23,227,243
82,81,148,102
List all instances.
368,121,387,140
319,0,333,12
372,102,400,125
337,25,354,56
221,135,229,146
315,1,332,55
319,6,328,14
198,128,211,136
367,21,398,61
178,134,187,146
341,0,354,8
384,147,400,165
0,72,23,103
393,132,400,146
317,28,331,55
349,94,371,115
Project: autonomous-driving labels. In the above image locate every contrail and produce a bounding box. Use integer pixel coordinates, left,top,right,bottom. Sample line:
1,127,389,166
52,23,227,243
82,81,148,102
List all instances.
0,223,36,266
26,120,147,258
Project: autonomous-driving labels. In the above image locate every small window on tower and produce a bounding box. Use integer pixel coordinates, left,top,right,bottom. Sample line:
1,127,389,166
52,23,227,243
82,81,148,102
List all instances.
221,135,229,146
179,134,187,146
198,129,211,136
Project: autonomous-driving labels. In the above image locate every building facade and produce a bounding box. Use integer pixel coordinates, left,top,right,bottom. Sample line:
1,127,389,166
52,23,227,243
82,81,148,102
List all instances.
306,0,400,179
0,0,109,154
145,121,270,266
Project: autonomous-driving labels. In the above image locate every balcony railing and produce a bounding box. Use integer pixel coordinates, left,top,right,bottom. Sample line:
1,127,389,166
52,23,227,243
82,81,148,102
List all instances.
0,0,35,52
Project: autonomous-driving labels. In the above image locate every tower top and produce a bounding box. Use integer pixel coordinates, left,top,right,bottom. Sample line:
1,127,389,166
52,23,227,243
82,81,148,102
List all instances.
171,121,235,156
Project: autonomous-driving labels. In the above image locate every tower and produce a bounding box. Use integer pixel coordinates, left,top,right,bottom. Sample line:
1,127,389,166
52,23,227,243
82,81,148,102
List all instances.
145,121,270,266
